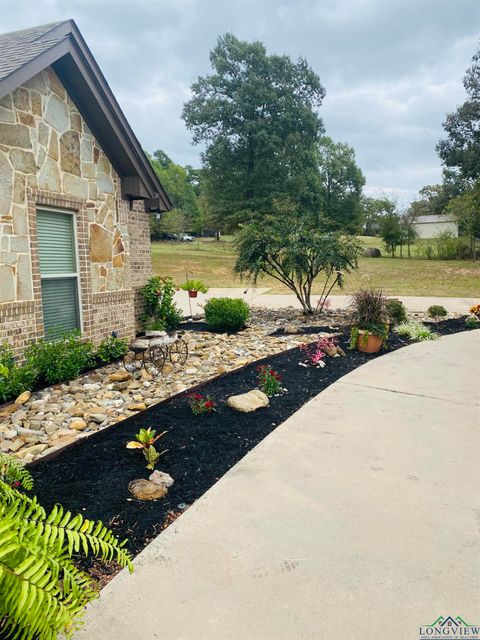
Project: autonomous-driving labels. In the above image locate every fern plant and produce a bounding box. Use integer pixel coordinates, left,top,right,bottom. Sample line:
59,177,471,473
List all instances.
0,454,133,640
0,453,33,491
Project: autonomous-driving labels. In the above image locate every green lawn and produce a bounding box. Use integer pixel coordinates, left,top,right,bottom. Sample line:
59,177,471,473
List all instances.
151,237,480,297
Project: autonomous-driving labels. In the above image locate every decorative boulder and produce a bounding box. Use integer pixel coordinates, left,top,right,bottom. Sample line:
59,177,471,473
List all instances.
227,389,269,413
128,479,168,501
323,345,338,357
363,247,382,258
149,470,174,487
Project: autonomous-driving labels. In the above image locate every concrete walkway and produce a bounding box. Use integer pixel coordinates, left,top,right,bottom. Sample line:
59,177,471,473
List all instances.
175,287,477,316
76,331,480,640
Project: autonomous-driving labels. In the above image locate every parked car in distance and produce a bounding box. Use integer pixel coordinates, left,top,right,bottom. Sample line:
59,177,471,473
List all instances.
179,234,194,242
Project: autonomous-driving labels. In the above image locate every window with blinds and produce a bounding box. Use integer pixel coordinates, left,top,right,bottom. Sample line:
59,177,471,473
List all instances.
36,209,80,338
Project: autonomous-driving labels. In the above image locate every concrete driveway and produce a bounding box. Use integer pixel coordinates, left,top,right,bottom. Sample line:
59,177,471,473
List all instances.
76,330,480,640
174,287,476,316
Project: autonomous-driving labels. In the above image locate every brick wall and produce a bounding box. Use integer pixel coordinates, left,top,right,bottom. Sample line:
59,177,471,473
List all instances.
0,67,154,359
126,199,153,330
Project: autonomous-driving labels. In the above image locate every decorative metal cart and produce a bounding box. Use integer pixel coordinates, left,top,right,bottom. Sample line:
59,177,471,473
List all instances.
123,331,188,376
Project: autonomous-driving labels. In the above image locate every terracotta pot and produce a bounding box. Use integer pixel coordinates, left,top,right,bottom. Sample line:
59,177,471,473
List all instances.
357,330,383,354
188,290,198,298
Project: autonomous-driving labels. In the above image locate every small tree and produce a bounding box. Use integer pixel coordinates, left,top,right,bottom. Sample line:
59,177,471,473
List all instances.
234,216,361,314
400,209,418,258
446,182,480,260
379,211,402,257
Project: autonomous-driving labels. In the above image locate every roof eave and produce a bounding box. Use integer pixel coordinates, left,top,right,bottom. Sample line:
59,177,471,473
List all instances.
0,20,171,212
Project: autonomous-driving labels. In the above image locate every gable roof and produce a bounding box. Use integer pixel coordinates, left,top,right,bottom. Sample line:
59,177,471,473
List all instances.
0,20,171,212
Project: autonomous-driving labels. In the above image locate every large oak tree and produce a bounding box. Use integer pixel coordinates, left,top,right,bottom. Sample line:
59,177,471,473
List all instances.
182,34,326,230
437,43,480,185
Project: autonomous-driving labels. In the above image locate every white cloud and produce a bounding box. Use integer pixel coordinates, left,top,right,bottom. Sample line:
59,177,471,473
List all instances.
1,0,479,200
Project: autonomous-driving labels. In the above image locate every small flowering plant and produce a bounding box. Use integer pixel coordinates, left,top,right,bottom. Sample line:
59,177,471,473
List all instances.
299,342,326,367
187,393,216,415
469,303,480,318
257,364,282,396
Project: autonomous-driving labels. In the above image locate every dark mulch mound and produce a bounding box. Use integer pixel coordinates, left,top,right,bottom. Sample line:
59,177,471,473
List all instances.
28,319,473,560
422,316,470,334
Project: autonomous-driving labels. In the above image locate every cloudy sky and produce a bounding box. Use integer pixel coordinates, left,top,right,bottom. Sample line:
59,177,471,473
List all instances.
1,0,479,203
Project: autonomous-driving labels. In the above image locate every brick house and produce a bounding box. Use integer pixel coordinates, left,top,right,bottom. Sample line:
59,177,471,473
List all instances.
0,20,171,358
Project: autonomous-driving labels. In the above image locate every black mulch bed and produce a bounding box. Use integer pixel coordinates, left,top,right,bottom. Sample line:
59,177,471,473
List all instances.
29,317,473,562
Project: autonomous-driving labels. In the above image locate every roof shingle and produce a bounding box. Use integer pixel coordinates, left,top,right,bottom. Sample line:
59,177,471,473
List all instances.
0,21,68,82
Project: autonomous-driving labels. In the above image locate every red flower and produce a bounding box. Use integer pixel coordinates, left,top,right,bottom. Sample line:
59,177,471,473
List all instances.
205,400,215,409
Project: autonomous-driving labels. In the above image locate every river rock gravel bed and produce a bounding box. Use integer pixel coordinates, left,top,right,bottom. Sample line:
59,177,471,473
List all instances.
0,309,341,462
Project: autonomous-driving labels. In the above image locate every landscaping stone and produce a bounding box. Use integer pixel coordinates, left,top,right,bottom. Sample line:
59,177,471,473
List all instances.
15,390,31,405
15,443,48,458
127,402,148,411
283,324,300,334
109,371,131,382
149,470,174,487
128,478,168,501
69,418,87,431
227,389,269,413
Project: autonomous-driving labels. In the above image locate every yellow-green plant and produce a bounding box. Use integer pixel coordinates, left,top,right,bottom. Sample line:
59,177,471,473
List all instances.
126,428,168,470
0,453,133,640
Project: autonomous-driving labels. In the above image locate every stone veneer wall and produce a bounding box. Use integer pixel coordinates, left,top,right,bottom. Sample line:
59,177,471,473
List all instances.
0,67,152,357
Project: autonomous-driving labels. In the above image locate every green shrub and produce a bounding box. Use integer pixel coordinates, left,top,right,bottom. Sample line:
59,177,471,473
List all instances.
396,321,438,342
141,276,183,331
418,232,473,260
26,331,95,385
204,298,250,332
465,315,480,329
0,344,37,404
427,305,447,320
0,453,132,640
97,335,129,363
386,298,407,325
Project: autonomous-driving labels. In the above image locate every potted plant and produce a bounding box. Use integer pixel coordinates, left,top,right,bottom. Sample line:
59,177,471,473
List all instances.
180,279,208,299
349,288,389,354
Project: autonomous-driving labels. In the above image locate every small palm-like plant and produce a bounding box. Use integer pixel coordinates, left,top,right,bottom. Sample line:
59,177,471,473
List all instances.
0,453,133,640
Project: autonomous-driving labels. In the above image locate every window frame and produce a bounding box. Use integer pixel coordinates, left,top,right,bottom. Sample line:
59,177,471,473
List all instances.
36,206,84,336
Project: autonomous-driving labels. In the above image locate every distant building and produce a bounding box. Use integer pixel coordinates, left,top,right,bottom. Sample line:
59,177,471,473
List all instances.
413,214,458,239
